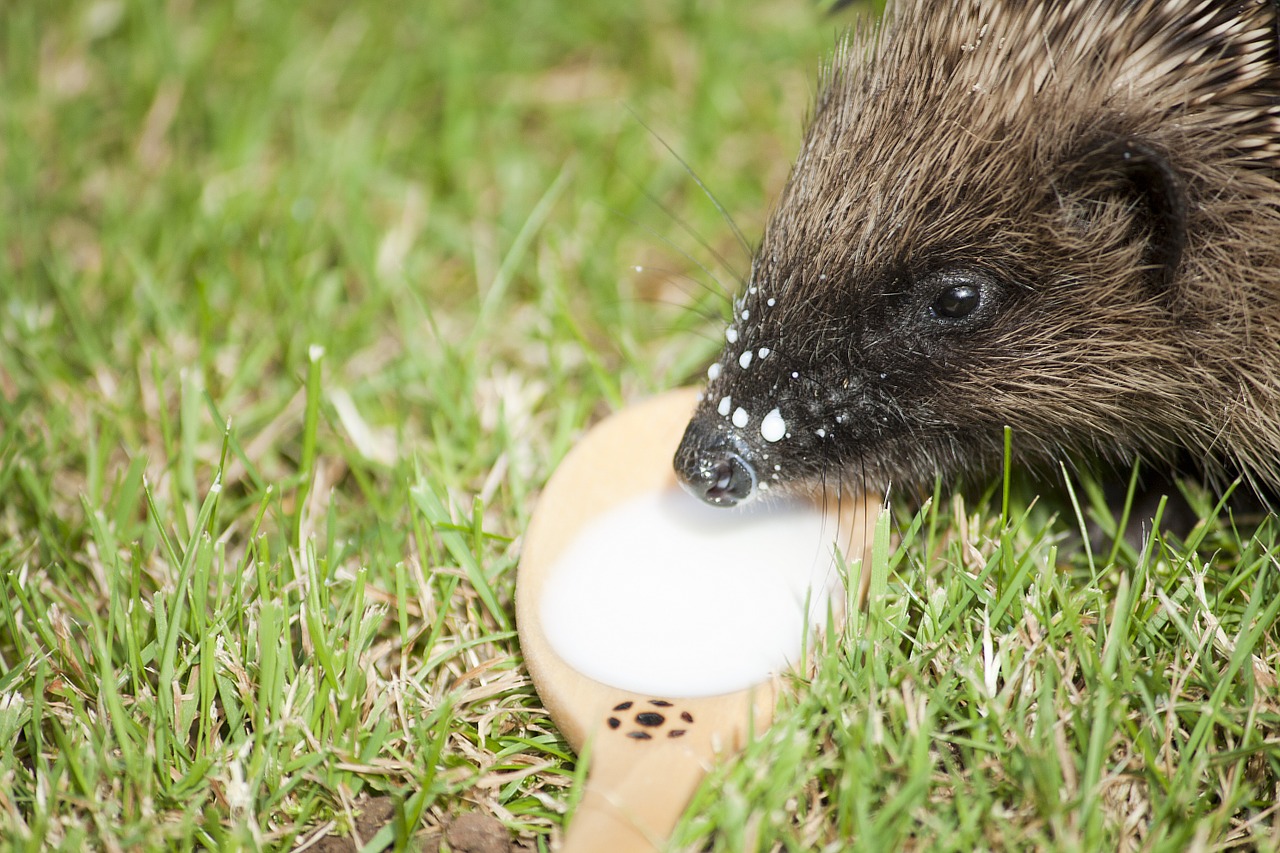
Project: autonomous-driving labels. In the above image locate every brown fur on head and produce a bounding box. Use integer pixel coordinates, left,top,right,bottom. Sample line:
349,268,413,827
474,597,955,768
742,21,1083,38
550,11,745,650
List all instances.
674,0,1280,507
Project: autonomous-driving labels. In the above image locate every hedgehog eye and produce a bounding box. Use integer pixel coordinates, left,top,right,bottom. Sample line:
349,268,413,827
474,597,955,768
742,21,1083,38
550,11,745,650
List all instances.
932,282,981,319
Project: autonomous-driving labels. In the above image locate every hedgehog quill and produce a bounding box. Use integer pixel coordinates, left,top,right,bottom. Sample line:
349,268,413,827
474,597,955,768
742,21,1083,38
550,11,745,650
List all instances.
674,0,1280,508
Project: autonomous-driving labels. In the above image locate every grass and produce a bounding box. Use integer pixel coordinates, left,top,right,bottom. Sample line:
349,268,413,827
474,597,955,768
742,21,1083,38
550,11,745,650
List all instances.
0,0,1277,850
676,475,1280,851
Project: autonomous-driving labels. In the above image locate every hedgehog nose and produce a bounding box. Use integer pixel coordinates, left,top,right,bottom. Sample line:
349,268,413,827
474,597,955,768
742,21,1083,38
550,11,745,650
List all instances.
673,426,757,507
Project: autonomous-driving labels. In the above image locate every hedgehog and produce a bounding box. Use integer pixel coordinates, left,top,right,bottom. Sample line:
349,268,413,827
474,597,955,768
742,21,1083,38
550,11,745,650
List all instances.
673,0,1280,512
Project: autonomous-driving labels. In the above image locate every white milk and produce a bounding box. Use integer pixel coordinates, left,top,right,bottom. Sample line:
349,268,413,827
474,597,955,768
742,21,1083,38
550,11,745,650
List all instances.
540,487,847,697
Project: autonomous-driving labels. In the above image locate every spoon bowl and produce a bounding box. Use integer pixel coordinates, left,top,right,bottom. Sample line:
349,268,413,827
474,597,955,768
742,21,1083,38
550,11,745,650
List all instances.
517,388,877,851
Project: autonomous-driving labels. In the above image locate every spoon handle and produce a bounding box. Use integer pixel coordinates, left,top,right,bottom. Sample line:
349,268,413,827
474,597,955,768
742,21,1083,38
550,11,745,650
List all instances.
561,737,708,853
557,687,775,852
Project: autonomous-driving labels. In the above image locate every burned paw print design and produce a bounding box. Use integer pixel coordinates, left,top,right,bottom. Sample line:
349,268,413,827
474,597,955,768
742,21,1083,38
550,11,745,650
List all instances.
606,699,695,741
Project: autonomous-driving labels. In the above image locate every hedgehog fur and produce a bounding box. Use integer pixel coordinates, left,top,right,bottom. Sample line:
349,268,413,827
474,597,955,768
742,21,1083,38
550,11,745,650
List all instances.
674,0,1280,508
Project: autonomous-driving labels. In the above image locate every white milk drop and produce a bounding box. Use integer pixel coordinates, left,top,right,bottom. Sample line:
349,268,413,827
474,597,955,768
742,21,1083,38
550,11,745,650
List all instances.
539,488,845,697
732,407,749,428
707,362,722,381
739,351,753,369
726,327,739,343
761,408,787,442
718,396,732,417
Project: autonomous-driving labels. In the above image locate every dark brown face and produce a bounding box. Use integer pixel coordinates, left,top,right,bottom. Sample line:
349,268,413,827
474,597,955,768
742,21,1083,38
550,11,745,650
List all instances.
673,73,1198,508
673,256,1029,506
672,133,1200,509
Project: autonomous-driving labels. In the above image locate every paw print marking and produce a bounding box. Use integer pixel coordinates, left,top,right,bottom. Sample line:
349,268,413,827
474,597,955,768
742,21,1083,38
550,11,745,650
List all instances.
606,699,695,741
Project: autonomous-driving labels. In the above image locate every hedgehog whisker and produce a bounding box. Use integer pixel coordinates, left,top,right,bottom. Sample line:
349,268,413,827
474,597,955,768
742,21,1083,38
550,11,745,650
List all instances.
625,106,754,270
603,202,738,308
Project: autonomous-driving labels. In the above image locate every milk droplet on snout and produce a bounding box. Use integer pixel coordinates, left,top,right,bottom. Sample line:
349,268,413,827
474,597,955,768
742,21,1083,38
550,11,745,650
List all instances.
718,396,732,417
739,351,753,369
707,362,722,381
732,407,749,428
761,408,786,442
539,488,845,697
726,327,739,344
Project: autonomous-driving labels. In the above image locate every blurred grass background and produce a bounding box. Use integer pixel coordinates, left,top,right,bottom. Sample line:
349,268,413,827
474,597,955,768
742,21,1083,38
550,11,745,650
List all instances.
2,0,1278,850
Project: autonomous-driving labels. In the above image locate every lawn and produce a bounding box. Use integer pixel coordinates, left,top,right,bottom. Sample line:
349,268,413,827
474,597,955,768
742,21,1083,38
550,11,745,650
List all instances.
1,0,1277,850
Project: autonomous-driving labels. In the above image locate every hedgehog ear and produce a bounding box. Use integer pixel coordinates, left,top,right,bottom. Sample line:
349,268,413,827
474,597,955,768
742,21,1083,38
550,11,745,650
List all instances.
1074,137,1188,291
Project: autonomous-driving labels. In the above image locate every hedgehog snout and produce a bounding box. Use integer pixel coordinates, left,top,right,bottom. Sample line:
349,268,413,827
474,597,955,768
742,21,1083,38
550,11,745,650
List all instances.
673,420,758,508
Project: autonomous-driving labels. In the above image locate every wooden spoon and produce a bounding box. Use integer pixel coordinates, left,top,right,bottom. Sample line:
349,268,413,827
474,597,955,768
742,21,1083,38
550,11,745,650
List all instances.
517,388,877,852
